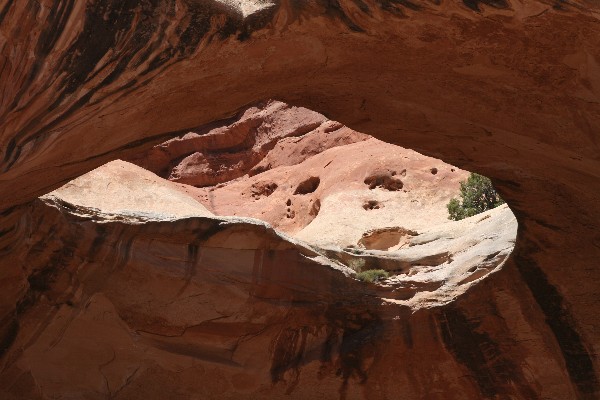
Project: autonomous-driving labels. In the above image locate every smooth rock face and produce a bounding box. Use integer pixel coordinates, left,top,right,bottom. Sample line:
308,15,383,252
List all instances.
0,1,600,399
41,160,214,221
0,198,362,400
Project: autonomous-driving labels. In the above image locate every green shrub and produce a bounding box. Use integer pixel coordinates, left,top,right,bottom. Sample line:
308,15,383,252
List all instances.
346,257,366,272
447,173,505,221
355,269,389,283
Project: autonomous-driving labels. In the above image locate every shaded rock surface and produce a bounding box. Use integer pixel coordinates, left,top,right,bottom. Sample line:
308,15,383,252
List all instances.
0,1,599,399
0,161,551,400
0,104,527,399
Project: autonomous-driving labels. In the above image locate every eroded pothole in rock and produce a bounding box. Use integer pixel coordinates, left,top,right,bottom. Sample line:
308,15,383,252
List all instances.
294,176,320,195
41,100,517,309
364,169,404,191
358,227,418,251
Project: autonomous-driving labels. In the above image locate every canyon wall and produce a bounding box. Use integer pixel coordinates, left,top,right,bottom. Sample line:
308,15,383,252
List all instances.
1,0,599,398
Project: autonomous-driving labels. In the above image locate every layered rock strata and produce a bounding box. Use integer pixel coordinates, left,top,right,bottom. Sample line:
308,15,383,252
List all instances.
0,0,599,399
0,160,549,400
0,111,558,399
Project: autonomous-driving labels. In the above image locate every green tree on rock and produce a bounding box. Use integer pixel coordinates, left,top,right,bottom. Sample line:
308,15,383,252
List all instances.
447,173,505,221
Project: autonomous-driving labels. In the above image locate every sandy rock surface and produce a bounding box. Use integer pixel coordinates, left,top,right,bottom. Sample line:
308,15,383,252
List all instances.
329,205,518,309
193,136,469,241
41,160,214,221
127,101,330,187
132,102,471,248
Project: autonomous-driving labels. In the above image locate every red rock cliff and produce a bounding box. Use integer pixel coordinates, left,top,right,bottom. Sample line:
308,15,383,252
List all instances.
0,1,599,399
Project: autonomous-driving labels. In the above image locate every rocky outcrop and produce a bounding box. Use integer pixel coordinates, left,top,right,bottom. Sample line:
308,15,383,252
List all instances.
1,1,600,399
1,1,598,210
0,160,550,400
327,204,517,308
0,106,570,400
145,103,469,240
0,196,360,400
126,101,337,186
41,160,214,221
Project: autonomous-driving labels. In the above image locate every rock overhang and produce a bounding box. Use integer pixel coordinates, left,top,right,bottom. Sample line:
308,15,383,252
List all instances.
0,1,599,398
35,104,518,314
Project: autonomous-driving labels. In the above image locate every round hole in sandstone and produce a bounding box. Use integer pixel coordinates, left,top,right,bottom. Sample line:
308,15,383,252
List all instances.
358,227,418,251
251,181,278,199
363,200,382,210
364,170,404,191
294,176,321,195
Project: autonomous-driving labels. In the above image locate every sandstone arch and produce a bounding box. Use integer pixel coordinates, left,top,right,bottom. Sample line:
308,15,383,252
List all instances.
0,1,599,398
